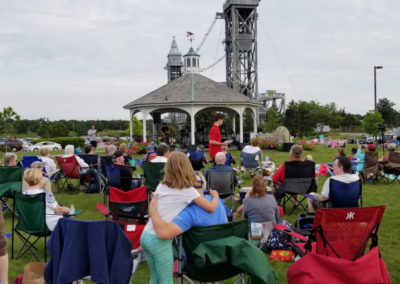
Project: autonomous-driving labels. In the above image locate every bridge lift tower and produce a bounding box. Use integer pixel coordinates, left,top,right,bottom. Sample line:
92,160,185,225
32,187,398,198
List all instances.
223,0,260,101
259,90,286,114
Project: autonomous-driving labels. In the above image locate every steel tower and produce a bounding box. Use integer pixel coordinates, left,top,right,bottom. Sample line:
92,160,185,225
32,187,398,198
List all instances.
223,0,260,100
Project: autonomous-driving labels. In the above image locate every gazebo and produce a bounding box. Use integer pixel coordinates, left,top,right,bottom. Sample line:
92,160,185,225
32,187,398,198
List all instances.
124,72,261,145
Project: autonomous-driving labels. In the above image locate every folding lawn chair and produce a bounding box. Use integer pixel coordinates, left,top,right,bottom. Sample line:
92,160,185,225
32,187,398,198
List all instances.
239,151,262,181
175,219,279,284
55,156,81,193
11,192,51,261
186,148,206,171
96,186,148,226
329,179,362,208
0,166,23,214
360,151,379,182
141,161,165,192
44,218,133,284
287,206,390,284
274,160,316,215
105,165,141,192
206,169,236,212
21,156,46,172
380,151,400,184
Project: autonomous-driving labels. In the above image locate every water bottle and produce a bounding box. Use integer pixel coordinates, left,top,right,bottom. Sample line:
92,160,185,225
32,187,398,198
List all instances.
70,204,75,216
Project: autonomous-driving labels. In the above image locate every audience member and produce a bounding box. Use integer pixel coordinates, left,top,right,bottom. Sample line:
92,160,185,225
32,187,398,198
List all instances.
204,152,238,185
140,151,219,284
83,144,95,154
149,187,228,240
107,143,117,156
308,156,359,212
3,152,18,166
112,150,139,191
151,143,170,163
235,175,280,225
142,145,157,164
378,143,397,163
40,147,59,183
0,196,8,283
22,168,70,231
272,144,303,184
242,139,263,159
118,142,133,166
22,161,52,193
221,144,235,166
62,145,100,192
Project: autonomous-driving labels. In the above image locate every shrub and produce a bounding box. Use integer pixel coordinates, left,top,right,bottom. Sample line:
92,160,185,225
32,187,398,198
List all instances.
31,137,85,148
129,141,149,155
301,143,316,151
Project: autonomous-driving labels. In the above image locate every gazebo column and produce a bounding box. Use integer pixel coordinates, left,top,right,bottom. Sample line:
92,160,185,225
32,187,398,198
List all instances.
129,109,133,142
190,112,195,145
232,114,236,134
239,110,244,143
253,109,257,137
142,110,148,142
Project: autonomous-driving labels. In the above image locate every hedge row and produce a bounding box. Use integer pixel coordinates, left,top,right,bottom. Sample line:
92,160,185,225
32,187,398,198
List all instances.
31,137,86,148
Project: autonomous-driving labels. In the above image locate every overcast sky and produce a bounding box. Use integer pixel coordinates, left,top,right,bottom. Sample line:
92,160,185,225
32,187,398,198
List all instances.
1,0,399,120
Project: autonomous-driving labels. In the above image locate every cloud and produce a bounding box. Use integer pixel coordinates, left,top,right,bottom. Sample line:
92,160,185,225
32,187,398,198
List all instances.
0,0,399,120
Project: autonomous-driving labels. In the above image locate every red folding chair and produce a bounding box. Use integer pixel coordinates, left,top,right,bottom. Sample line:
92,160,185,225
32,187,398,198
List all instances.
287,206,391,284
96,186,148,226
96,186,148,276
56,156,81,193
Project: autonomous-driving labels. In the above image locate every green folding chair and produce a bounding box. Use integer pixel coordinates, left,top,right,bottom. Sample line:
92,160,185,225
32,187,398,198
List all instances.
0,166,23,214
176,220,279,284
141,162,165,192
12,192,51,261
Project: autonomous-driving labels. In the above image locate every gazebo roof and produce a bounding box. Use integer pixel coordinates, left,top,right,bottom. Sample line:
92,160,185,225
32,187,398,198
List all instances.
124,73,260,109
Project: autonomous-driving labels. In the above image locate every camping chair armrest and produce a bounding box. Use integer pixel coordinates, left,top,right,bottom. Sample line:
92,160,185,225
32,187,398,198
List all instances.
96,203,109,217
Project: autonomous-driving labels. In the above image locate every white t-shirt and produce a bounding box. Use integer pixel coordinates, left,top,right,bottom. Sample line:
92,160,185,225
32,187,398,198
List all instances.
151,156,168,163
144,183,200,234
321,174,360,198
88,129,97,142
243,145,261,155
41,156,57,174
23,188,62,231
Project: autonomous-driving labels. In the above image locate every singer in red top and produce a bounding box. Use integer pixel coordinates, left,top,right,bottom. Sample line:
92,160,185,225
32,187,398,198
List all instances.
209,113,228,161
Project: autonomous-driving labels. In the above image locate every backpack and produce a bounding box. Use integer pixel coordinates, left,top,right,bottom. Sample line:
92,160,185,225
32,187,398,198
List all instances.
263,220,293,251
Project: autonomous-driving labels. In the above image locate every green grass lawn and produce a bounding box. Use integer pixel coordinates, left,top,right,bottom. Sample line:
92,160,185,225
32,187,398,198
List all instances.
2,145,399,283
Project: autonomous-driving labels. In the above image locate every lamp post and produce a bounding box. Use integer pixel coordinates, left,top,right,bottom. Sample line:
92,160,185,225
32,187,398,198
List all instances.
374,66,383,110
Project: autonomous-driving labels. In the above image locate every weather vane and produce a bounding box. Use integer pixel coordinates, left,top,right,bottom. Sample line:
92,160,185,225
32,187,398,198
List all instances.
186,31,194,46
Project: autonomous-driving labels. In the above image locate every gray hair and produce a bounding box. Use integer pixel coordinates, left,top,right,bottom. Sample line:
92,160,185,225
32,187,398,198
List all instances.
387,143,397,151
107,144,117,156
31,161,44,169
290,144,303,159
64,144,75,156
215,152,226,165
156,143,170,156
3,152,17,166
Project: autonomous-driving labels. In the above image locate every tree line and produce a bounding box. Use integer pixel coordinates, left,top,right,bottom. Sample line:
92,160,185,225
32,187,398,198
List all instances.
1,97,399,138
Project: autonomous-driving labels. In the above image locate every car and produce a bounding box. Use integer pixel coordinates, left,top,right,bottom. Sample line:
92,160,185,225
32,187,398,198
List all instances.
25,141,62,152
0,139,23,151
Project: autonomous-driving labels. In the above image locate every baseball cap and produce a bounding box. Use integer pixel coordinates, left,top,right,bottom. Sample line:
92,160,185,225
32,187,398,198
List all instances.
112,150,123,159
146,145,154,151
367,144,376,150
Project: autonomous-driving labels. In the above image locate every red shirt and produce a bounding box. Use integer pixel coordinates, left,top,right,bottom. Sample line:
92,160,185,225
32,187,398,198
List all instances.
209,124,221,159
272,158,303,183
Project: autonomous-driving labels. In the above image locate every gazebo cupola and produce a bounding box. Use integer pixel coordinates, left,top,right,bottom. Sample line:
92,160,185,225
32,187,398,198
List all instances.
183,47,200,74
166,36,183,82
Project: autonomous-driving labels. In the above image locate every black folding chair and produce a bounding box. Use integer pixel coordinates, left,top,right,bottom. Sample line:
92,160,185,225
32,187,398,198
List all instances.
274,160,316,215
206,169,235,212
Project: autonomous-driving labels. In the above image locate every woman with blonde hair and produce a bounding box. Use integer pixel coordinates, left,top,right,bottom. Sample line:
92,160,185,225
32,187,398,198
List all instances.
140,151,219,284
118,142,132,166
22,168,70,231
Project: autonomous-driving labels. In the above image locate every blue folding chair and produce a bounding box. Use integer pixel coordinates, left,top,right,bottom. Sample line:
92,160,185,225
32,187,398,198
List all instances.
329,179,362,208
21,156,47,174
187,150,206,171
